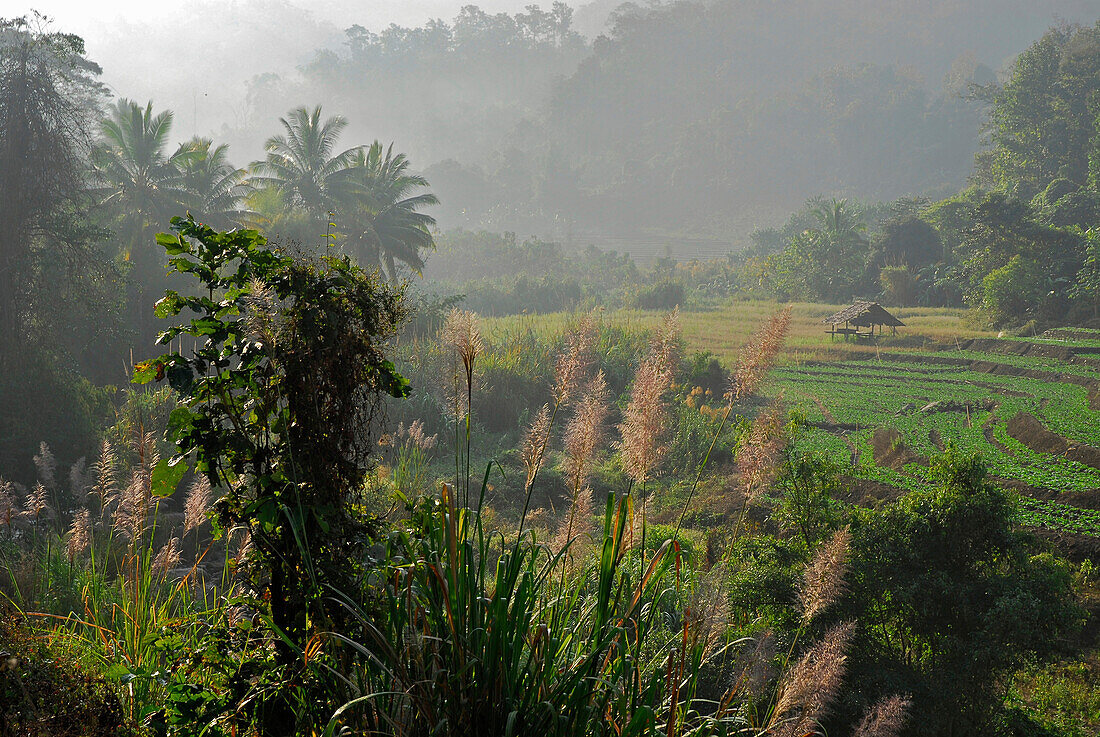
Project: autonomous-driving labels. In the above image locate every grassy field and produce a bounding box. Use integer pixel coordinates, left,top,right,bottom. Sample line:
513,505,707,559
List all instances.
486,301,998,365
485,301,1100,540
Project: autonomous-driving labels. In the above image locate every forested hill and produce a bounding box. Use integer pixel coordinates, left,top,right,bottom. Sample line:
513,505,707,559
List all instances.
90,0,1100,250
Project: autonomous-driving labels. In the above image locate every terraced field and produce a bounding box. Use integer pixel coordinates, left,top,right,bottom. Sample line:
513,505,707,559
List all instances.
770,336,1100,542
485,305,1100,547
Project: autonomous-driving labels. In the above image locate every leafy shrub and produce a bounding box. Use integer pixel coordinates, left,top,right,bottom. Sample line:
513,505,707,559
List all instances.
0,617,139,737
137,217,410,731
834,447,1082,735
0,357,112,486
459,273,584,315
403,292,465,339
982,255,1044,326
629,279,685,310
684,351,728,396
643,522,706,564
879,264,918,306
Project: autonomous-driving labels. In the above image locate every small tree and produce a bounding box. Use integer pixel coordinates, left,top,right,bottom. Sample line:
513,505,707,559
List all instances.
837,447,1080,735
135,216,409,670
980,254,1043,326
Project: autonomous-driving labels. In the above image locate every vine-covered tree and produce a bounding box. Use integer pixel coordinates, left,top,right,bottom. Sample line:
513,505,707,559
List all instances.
0,13,103,368
0,13,118,471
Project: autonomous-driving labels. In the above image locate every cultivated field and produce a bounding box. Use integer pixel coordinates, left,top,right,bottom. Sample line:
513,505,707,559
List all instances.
486,303,1100,545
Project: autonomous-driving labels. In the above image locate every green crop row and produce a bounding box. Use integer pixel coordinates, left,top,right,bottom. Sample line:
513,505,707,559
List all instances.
1015,496,1100,537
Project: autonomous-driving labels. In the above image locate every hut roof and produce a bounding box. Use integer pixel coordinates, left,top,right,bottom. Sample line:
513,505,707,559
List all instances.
822,301,905,327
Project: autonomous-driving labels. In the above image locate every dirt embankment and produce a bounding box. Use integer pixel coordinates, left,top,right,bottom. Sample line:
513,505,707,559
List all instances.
1028,527,1100,564
955,338,1080,362
837,476,906,506
871,427,927,470
1006,412,1100,469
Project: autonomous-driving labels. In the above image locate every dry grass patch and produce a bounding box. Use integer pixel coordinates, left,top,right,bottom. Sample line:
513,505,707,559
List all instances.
483,301,996,368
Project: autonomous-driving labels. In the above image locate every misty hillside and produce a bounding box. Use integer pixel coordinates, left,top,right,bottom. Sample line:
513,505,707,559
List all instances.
77,0,1100,252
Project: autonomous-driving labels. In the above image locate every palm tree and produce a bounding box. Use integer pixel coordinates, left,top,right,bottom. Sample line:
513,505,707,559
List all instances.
809,198,869,301
91,99,189,254
92,99,193,349
249,105,360,227
812,198,867,253
175,137,251,228
338,141,439,281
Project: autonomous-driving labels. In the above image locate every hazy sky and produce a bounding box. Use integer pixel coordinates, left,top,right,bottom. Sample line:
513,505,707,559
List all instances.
7,0,576,153
15,1,543,37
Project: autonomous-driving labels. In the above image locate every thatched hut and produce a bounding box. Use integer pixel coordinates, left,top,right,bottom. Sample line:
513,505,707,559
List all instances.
823,301,904,339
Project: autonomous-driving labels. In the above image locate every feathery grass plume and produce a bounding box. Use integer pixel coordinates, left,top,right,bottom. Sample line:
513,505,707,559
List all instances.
24,482,49,521
851,694,912,737
114,470,152,543
0,479,16,527
242,276,279,349
522,403,552,492
153,537,182,574
232,529,252,568
90,439,117,522
799,526,851,624
184,475,212,536
563,371,610,495
141,430,161,470
552,486,595,560
69,457,87,499
729,305,792,403
126,425,160,478
441,308,482,423
404,419,438,451
686,567,731,657
442,307,482,378
33,441,57,489
552,311,598,405
736,397,789,501
771,620,856,735
740,630,778,697
66,509,91,563
617,309,681,486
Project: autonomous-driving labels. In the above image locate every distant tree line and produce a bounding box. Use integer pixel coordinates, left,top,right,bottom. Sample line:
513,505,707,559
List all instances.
741,21,1100,328
269,0,1047,240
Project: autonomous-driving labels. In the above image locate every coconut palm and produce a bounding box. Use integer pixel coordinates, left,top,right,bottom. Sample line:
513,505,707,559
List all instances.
806,198,869,301
175,136,251,228
91,99,190,254
812,198,867,253
91,99,197,348
249,105,360,227
338,141,439,281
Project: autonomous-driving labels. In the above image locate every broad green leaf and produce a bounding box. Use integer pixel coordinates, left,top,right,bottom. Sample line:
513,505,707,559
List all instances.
154,291,183,318
132,359,162,384
167,363,195,394
156,232,189,255
166,407,197,438
151,456,188,498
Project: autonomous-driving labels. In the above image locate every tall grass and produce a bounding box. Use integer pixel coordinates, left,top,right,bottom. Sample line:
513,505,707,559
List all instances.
312,306,899,737
1,307,913,737
326,484,743,736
